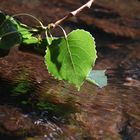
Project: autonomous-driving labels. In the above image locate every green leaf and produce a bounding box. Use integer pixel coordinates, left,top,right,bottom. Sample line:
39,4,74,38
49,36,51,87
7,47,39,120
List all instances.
86,70,107,88
0,12,39,51
45,29,97,89
22,36,39,44
0,33,21,50
0,16,21,50
16,23,39,45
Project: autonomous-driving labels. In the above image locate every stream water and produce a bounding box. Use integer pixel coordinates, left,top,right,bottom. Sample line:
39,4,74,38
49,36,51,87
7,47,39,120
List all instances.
0,45,139,140
0,0,140,140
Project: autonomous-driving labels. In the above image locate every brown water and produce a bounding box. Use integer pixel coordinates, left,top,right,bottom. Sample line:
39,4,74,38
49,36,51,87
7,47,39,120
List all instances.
0,46,139,140
0,0,140,140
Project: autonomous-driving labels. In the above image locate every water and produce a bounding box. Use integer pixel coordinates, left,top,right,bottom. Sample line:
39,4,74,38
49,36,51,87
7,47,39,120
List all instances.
0,49,139,140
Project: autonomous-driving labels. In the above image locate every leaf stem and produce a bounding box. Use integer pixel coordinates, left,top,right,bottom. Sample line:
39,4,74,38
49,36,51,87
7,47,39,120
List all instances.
45,30,51,45
57,25,67,38
47,29,53,40
12,13,45,29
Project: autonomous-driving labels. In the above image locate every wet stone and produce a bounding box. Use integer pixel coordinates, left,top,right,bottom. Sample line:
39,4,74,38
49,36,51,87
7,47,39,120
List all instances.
0,105,32,135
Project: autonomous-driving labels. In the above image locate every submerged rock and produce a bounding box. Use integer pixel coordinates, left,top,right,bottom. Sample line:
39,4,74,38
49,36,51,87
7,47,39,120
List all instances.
0,105,74,139
0,105,32,136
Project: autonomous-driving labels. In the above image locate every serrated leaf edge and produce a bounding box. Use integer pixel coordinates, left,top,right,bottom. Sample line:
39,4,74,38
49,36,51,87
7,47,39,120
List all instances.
44,29,97,90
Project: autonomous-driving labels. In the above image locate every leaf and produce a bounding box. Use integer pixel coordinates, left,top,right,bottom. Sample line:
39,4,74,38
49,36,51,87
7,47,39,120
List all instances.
23,36,39,44
0,15,21,50
7,16,39,44
0,12,39,51
16,23,39,44
45,29,97,89
86,70,107,88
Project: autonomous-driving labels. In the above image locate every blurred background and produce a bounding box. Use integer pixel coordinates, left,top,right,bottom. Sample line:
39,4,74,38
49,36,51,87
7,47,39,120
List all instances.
0,0,140,140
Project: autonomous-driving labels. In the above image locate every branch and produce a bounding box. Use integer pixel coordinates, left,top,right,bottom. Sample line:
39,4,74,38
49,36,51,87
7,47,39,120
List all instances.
49,0,95,29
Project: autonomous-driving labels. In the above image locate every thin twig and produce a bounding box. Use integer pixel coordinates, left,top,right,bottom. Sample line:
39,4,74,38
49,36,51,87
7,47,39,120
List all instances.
49,0,95,28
